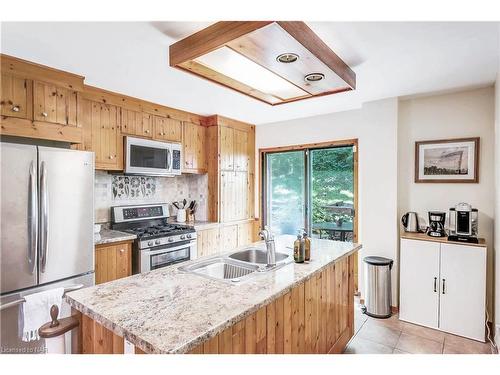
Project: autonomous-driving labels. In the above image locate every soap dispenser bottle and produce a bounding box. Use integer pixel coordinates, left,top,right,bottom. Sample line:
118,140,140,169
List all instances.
294,231,305,263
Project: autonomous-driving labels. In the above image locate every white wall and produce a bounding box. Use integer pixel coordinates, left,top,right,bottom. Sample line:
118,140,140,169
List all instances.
256,98,400,303
398,86,496,318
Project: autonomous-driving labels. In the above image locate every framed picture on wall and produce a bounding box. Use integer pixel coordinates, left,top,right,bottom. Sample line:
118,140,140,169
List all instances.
415,137,480,183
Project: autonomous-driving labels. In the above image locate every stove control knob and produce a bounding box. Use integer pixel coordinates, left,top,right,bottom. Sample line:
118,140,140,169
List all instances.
147,241,153,247
155,239,161,245
186,233,192,239
180,234,186,240
168,238,174,243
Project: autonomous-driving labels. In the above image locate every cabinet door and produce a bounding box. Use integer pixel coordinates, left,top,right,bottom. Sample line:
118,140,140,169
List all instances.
234,172,249,221
120,108,141,135
220,126,234,171
233,128,249,171
95,243,132,284
33,81,77,125
237,221,254,247
221,224,238,252
154,116,182,142
115,244,132,280
197,227,220,258
399,239,440,329
183,121,207,172
439,243,486,341
220,172,235,222
1,74,30,119
139,113,153,137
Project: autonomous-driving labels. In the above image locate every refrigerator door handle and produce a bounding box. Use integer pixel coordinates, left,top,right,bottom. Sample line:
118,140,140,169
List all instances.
28,161,38,274
40,161,49,273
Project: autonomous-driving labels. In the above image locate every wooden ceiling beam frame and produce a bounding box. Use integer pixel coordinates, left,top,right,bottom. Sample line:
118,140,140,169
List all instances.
169,21,273,67
276,21,356,89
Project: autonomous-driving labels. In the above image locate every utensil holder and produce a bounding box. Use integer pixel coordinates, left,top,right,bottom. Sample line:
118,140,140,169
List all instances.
177,208,186,223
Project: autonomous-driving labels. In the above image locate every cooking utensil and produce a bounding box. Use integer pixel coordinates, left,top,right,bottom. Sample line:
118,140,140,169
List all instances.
172,202,180,210
183,199,187,208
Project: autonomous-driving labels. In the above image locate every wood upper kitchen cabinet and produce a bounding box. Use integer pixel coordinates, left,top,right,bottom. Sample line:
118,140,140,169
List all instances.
95,241,132,285
140,113,153,138
33,80,78,126
153,116,182,142
205,115,255,224
399,235,487,341
78,97,123,170
0,54,84,143
1,73,31,119
120,108,142,135
182,121,207,173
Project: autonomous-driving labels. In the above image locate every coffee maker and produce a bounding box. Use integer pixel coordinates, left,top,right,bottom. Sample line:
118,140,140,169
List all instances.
427,211,446,237
448,203,479,243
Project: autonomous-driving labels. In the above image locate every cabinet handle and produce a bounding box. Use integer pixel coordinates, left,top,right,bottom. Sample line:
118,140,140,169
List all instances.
11,105,20,112
433,277,437,293
41,112,48,117
109,155,114,160
145,130,150,134
119,248,125,253
442,279,446,294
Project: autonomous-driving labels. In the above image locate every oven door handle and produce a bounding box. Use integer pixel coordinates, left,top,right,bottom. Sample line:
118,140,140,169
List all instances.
143,242,194,256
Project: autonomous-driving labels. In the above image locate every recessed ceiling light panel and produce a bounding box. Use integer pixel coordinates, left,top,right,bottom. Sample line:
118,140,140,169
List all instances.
304,73,325,82
276,53,299,63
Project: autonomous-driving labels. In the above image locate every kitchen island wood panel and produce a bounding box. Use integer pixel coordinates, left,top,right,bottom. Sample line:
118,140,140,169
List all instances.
75,253,355,354
187,255,354,354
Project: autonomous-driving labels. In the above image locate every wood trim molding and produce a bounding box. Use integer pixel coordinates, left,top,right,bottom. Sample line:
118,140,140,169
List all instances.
169,22,273,67
1,53,85,91
258,138,359,252
414,137,480,183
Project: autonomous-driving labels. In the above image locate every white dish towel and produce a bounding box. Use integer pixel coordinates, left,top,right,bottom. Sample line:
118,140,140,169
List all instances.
20,287,64,342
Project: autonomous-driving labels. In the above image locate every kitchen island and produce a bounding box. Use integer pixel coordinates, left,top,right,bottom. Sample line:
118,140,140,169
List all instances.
66,235,361,354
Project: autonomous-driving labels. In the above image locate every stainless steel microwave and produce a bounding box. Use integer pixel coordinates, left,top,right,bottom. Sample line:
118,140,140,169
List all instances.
124,136,181,176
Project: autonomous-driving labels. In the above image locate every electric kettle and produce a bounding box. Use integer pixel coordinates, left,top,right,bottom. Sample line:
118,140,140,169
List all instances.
401,212,420,232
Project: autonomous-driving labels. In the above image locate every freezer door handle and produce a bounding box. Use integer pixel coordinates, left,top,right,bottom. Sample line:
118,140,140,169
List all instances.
28,161,38,274
40,161,49,273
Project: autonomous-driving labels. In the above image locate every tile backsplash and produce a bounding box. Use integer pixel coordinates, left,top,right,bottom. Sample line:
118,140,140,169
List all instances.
95,171,208,223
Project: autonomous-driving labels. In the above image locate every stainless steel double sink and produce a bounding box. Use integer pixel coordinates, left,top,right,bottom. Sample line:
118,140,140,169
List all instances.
178,247,292,283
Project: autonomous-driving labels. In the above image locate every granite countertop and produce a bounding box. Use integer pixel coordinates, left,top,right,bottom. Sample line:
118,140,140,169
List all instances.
94,229,137,245
66,235,361,354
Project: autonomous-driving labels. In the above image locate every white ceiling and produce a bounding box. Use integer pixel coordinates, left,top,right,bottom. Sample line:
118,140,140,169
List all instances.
1,22,498,125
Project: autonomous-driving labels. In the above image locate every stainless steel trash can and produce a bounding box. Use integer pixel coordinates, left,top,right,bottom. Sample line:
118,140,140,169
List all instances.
362,256,393,318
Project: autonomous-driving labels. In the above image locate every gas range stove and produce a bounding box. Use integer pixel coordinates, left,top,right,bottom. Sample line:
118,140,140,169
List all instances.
121,222,196,249
110,204,197,274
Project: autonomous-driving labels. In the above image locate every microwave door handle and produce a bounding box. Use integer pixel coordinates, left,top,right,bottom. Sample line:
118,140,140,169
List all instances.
166,148,171,171
28,161,38,274
40,161,49,273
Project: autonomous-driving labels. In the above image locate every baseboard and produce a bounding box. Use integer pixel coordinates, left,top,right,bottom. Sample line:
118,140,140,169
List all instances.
358,298,398,314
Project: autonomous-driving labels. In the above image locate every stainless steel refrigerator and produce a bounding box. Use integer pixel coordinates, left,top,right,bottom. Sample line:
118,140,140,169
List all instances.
0,142,95,354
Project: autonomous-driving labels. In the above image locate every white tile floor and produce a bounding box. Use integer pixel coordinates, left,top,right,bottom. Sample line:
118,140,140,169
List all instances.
344,299,495,354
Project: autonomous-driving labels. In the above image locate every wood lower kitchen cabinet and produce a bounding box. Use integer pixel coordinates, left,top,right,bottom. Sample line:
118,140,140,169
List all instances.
399,234,487,341
196,226,220,258
94,241,133,285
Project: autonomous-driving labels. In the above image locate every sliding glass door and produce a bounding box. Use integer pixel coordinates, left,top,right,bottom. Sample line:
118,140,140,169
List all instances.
263,144,356,242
